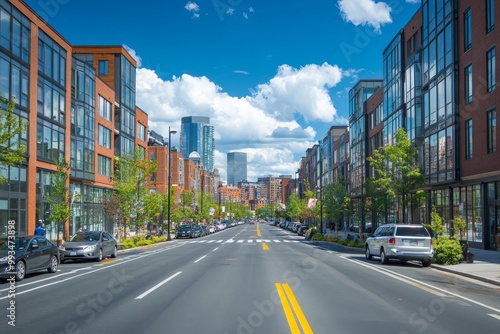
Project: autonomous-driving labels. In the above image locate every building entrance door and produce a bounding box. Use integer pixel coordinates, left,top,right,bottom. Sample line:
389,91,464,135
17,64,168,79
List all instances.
488,204,500,250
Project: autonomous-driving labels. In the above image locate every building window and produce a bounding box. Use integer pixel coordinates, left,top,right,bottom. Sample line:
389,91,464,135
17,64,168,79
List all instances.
487,47,496,93
98,124,111,149
99,60,108,76
97,155,111,177
98,95,112,121
464,8,472,51
465,119,473,160
138,123,146,141
488,110,496,154
486,0,495,33
465,65,473,104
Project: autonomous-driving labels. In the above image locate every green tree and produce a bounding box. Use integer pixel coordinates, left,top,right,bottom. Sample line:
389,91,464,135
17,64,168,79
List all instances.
367,128,426,223
48,159,71,245
0,96,28,184
112,152,157,239
322,181,348,232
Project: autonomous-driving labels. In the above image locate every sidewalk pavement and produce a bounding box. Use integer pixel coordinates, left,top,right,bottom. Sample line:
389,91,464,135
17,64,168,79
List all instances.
322,230,500,286
431,247,500,286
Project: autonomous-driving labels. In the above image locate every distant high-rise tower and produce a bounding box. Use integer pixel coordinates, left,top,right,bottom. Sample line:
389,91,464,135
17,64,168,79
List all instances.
180,116,214,172
227,152,247,185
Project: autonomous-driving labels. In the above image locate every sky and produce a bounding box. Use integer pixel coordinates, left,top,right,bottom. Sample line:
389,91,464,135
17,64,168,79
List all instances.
23,0,422,183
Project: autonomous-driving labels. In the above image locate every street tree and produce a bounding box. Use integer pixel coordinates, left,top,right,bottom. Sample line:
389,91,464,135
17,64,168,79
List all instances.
0,96,28,184
111,152,157,239
322,181,348,233
367,128,426,223
47,159,71,245
286,194,304,222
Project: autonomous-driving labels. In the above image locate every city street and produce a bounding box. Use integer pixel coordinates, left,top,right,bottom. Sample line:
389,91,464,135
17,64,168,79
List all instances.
1,223,499,334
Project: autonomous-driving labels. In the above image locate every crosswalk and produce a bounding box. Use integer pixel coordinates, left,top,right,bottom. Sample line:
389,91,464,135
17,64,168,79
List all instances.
179,239,303,244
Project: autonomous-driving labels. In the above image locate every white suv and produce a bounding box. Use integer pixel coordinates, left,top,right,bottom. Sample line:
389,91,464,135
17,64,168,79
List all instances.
365,224,433,267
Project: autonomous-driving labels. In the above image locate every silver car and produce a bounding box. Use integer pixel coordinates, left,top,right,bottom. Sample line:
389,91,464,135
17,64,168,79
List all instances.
365,224,433,267
60,231,117,262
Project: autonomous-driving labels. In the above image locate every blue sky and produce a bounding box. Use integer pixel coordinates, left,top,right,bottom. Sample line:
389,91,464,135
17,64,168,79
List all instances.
24,0,421,182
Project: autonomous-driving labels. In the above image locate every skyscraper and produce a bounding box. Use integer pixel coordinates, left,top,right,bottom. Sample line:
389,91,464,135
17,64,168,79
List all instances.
227,152,247,185
180,116,214,172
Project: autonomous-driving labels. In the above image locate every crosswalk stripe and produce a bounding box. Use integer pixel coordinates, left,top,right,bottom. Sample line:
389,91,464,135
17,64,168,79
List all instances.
183,239,301,243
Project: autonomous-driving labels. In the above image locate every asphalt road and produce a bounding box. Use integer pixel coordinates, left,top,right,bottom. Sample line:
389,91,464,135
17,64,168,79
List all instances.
1,223,499,334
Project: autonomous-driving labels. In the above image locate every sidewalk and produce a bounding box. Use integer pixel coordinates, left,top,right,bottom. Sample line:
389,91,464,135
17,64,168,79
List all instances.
322,230,500,286
431,247,500,286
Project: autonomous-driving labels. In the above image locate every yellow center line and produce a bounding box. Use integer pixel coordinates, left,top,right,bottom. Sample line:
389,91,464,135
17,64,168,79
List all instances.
283,284,313,334
262,242,269,250
275,283,301,334
101,259,118,265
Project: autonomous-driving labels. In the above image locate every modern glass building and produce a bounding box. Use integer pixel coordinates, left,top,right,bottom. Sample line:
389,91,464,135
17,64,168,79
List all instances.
227,152,247,186
180,116,214,172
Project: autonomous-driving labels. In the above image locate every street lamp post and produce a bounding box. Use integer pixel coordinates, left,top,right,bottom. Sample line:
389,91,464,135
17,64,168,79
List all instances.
167,127,177,241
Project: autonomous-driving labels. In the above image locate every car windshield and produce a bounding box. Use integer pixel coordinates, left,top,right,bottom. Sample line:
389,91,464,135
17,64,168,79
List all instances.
179,225,191,230
70,232,101,242
395,227,429,237
0,237,29,250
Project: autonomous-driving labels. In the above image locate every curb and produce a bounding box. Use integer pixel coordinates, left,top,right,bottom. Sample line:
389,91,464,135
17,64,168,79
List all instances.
430,264,500,287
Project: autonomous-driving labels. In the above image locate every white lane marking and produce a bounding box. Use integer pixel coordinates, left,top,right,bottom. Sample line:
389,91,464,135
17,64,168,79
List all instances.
273,240,281,243
488,313,500,321
135,271,182,300
0,244,186,300
342,256,500,314
216,240,223,243
237,240,245,243
213,247,219,251
194,255,207,263
225,239,235,243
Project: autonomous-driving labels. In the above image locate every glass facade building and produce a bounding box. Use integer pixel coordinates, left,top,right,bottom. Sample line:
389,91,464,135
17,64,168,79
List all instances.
227,152,247,186
180,116,214,172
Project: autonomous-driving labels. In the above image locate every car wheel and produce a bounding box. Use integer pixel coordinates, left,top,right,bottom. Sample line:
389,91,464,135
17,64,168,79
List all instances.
111,246,117,258
15,261,26,281
96,248,103,262
365,246,372,260
380,249,388,264
48,255,58,273
422,259,431,267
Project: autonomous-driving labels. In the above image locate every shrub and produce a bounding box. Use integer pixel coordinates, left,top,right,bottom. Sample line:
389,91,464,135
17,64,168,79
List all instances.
433,237,462,265
312,233,324,241
121,239,135,249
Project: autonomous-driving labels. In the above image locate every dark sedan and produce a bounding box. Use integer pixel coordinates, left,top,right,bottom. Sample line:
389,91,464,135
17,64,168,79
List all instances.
60,231,117,262
0,235,59,281
175,224,193,238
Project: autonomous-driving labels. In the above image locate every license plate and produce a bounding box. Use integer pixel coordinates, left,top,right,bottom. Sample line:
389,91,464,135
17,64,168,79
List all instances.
70,252,76,256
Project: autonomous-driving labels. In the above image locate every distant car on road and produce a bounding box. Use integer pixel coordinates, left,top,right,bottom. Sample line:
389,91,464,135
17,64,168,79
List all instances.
365,224,433,267
0,235,59,281
60,231,117,263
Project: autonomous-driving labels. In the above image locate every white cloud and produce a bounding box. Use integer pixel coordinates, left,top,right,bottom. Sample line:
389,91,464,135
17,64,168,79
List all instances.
406,0,420,4
250,63,343,123
337,0,392,33
134,50,344,182
226,8,235,15
184,1,200,18
184,1,199,12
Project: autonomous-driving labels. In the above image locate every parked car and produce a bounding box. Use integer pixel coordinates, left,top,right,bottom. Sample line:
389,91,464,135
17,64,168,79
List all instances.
60,231,117,263
192,225,202,238
0,235,59,281
175,224,193,238
297,225,308,236
365,224,433,267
